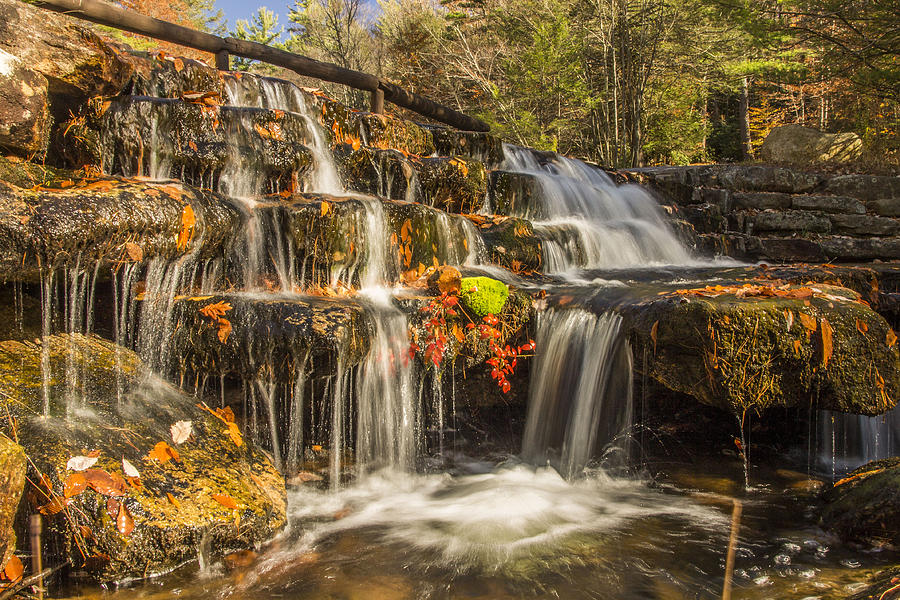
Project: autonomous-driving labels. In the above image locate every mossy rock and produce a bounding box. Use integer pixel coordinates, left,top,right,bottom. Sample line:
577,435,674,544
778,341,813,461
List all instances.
822,457,900,548
459,277,509,317
319,99,435,157
417,156,487,215
335,146,415,200
0,433,25,572
612,282,900,418
464,214,543,273
0,334,286,582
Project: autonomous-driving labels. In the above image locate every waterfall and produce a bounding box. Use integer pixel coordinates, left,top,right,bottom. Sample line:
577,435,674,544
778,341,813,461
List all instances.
501,144,692,272
816,407,900,474
355,291,418,474
522,309,634,478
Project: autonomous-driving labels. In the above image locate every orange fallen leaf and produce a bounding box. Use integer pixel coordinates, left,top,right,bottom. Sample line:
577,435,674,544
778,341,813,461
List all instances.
2,555,23,582
888,329,897,348
792,339,802,356
199,301,232,321
856,319,868,335
176,204,196,251
64,473,88,498
124,242,143,262
321,200,330,216
172,58,184,72
213,493,239,510
227,422,243,447
217,318,232,344
799,313,817,333
84,469,127,496
820,318,833,369
146,441,181,464
38,494,69,515
650,321,659,354
166,492,181,508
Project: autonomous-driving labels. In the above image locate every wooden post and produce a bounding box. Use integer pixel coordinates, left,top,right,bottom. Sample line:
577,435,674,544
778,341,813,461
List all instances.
370,88,385,115
215,50,229,71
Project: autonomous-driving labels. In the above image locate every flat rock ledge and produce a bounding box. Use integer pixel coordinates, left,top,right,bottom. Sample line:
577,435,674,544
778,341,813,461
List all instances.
0,334,286,582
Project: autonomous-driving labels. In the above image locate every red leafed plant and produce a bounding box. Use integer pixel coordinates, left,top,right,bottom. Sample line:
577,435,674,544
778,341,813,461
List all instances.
413,292,535,393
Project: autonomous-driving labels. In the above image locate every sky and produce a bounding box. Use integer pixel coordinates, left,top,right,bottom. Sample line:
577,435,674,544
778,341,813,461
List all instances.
214,0,380,38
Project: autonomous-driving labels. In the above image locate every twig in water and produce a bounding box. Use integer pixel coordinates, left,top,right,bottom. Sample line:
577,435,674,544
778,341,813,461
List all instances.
722,498,743,600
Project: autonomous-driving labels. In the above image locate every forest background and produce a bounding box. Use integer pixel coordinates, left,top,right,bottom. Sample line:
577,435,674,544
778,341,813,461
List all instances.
114,0,898,168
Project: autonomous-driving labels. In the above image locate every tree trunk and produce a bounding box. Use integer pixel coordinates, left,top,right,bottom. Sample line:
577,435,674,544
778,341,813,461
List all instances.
739,76,752,161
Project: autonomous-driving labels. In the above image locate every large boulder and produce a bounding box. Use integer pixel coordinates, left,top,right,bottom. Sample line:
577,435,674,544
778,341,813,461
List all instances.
0,434,25,575
603,279,900,419
0,53,50,157
821,457,900,548
0,334,286,582
759,124,862,164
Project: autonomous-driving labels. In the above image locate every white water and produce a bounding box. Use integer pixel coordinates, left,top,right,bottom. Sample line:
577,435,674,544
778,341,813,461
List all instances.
522,309,634,477
502,144,693,273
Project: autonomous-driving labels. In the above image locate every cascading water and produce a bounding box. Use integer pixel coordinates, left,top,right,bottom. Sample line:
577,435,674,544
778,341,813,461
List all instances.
522,308,634,477
501,144,692,273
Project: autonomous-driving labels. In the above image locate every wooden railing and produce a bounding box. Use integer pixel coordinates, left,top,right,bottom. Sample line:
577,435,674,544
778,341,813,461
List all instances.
29,0,490,132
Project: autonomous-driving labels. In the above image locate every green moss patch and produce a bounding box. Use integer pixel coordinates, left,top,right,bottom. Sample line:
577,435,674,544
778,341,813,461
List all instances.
459,276,509,316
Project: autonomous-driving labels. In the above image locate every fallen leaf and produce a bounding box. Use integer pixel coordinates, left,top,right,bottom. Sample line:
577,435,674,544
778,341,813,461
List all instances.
856,319,869,335
84,469,127,496
124,242,143,262
227,422,243,447
122,457,140,478
147,441,181,464
217,318,232,344
888,329,897,348
213,493,239,510
64,473,88,498
2,555,23,582
176,204,196,251
820,318,833,369
799,313,817,333
166,492,181,508
67,455,98,471
784,309,794,331
650,321,659,354
116,502,134,536
170,420,193,445
172,57,184,72
38,495,68,515
199,301,232,321
320,200,330,216
793,339,802,356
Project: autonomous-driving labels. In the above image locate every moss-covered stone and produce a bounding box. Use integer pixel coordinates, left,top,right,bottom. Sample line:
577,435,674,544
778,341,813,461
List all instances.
427,126,505,168
465,214,543,273
0,433,24,574
459,276,509,316
417,156,487,215
319,99,435,156
611,283,900,418
0,334,286,582
335,146,415,200
822,457,900,548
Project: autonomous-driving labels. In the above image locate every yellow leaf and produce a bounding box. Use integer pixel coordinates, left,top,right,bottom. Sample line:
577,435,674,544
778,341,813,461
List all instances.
321,200,330,216
887,329,897,348
166,492,181,508
400,219,411,242
227,422,243,447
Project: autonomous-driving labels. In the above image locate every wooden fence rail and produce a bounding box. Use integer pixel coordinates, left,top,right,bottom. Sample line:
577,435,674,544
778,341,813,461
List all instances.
29,0,490,132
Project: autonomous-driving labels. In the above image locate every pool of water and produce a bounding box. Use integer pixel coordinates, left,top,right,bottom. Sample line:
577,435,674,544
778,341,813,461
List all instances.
64,452,898,600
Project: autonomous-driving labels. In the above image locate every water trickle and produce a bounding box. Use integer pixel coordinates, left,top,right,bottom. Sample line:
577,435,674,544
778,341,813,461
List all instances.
501,144,692,273
816,407,900,474
522,308,634,477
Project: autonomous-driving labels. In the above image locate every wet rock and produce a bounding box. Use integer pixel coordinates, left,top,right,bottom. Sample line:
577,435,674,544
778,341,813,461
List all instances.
825,174,900,204
488,170,541,217
98,97,313,191
0,175,240,281
818,237,900,261
613,282,900,418
0,334,286,582
320,100,435,156
427,265,461,294
418,156,488,215
759,124,862,164
465,215,542,273
0,433,25,572
336,146,415,200
168,293,371,380
126,52,225,100
822,457,900,548
678,204,725,234
428,126,505,168
0,58,50,157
